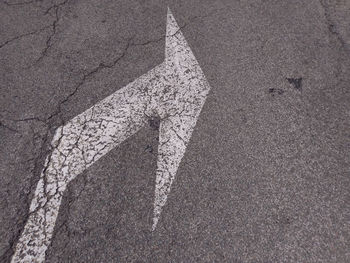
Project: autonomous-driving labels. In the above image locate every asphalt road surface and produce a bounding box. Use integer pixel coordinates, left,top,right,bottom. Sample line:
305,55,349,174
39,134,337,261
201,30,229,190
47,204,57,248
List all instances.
1,0,350,262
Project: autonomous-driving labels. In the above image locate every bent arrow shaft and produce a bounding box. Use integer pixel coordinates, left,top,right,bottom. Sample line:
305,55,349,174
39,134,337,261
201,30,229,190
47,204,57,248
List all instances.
11,64,166,262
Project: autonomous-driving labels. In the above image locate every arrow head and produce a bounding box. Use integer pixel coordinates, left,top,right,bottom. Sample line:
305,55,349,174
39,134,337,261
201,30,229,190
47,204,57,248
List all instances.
152,8,211,230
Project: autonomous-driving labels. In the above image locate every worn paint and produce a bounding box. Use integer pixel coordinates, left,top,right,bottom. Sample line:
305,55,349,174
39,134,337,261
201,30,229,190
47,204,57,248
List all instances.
11,8,211,262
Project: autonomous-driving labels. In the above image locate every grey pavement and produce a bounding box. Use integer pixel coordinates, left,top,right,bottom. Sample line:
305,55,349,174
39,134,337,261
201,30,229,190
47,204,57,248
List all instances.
1,0,350,262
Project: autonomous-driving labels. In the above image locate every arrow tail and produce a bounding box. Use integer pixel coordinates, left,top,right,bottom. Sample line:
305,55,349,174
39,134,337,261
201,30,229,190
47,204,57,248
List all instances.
11,64,164,263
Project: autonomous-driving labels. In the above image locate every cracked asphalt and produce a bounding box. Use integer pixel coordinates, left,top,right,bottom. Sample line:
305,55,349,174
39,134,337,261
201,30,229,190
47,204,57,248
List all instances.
1,0,350,262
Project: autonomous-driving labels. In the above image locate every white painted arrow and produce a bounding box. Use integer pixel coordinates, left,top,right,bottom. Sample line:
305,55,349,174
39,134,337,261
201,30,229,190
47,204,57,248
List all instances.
12,8,211,263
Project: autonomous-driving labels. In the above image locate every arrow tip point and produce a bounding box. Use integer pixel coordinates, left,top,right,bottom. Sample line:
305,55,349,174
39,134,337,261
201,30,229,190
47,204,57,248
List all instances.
166,7,179,37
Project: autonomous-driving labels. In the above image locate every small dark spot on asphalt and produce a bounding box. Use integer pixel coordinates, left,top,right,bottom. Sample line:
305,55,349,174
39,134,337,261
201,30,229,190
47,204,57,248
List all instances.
145,144,153,153
328,24,336,33
269,88,284,96
101,19,106,23
148,116,160,130
286,77,302,91
237,108,247,123
280,217,291,225
275,215,292,225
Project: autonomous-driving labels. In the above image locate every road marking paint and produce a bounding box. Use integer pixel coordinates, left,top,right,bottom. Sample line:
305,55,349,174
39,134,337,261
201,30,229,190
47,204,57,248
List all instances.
12,8,211,262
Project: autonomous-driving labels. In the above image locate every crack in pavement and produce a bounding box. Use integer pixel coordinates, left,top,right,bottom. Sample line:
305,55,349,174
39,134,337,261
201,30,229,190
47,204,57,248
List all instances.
0,0,69,51
34,0,70,63
0,25,51,50
319,0,349,53
2,0,42,6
